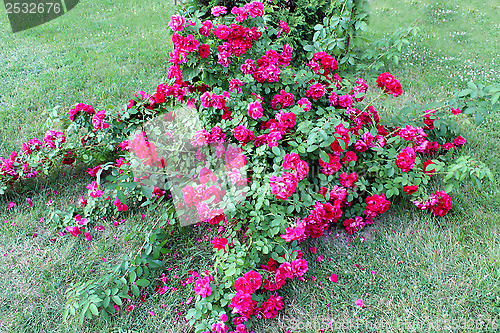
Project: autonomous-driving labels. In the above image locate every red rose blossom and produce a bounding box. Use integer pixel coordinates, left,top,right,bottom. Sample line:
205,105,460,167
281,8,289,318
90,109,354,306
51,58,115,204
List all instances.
403,185,419,195
429,191,452,217
376,72,402,97
395,147,416,173
365,193,391,215
453,136,466,147
199,44,210,58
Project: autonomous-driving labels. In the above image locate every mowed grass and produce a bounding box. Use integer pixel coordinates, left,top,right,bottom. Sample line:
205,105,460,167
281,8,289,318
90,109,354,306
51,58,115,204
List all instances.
1,0,500,332
0,0,175,155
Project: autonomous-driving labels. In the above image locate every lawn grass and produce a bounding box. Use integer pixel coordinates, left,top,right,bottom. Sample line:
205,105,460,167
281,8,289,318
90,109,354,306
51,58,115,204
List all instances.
0,0,175,155
1,0,500,332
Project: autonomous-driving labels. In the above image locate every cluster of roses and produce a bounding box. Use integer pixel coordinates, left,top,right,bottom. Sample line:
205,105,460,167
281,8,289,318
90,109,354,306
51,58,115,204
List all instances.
412,190,453,217
394,124,467,174
188,269,263,333
270,89,294,110
229,104,297,150
224,145,249,187
351,78,369,102
278,166,390,239
127,91,157,110
44,130,67,149
282,199,344,242
191,125,249,179
229,1,265,22
192,271,214,299
0,151,33,182
155,80,191,105
281,189,388,237
306,82,328,100
186,125,251,224
395,146,417,173
319,153,342,175
169,4,265,70
307,51,339,78
260,255,308,292
182,183,226,223
353,130,386,153
130,131,165,168
196,87,236,120
257,110,297,149
0,128,70,183
200,91,231,119
341,193,391,235
213,23,263,67
218,260,306,333
86,180,103,199
269,153,309,200
376,72,403,97
68,103,95,121
192,125,228,148
319,149,359,179
68,103,110,132
240,45,292,83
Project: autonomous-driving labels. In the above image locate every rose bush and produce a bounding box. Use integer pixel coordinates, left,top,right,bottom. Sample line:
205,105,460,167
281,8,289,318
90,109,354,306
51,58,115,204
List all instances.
184,0,370,67
0,1,495,332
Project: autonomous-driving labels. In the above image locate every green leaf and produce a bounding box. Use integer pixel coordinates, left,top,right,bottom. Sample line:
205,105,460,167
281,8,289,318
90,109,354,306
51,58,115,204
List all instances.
102,297,110,308
141,186,154,199
181,65,200,82
131,284,140,297
303,44,315,52
117,191,126,204
271,145,281,156
307,132,317,146
319,151,330,164
121,182,138,189
79,308,87,325
111,296,122,306
467,81,478,90
129,271,137,283
136,278,150,287
356,21,367,31
463,106,476,115
307,145,318,152
491,92,500,105
225,267,236,277
89,303,99,316
63,307,70,321
474,112,484,125
456,89,472,98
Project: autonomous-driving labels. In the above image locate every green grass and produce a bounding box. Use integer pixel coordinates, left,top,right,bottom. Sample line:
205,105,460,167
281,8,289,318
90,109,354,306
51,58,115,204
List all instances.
1,0,500,332
0,0,175,155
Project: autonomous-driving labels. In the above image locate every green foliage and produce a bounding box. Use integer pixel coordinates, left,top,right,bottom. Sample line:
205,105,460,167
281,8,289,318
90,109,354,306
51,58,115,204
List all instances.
182,0,370,67
0,0,496,331
443,156,494,193
454,82,500,125
356,23,420,73
64,216,175,323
